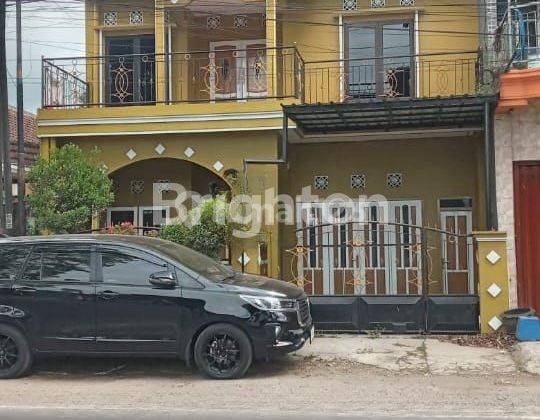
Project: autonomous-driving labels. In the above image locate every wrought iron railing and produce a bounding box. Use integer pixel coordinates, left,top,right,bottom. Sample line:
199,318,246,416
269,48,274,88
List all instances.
494,1,540,68
42,46,304,108
302,51,485,104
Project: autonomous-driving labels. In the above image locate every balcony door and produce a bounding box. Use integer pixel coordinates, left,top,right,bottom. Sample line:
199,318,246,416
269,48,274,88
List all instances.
105,35,156,104
209,40,267,100
345,21,413,99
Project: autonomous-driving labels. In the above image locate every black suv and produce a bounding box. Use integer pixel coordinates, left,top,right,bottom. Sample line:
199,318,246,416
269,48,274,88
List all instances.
0,235,313,379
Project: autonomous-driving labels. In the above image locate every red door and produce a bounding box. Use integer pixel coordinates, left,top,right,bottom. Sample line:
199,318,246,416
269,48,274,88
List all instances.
514,162,540,312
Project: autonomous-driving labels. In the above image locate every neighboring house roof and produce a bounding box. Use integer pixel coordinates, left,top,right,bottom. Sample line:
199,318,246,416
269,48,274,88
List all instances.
7,106,40,176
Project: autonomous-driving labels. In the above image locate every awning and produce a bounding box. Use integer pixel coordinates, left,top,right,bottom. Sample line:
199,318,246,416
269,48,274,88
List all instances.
283,96,498,135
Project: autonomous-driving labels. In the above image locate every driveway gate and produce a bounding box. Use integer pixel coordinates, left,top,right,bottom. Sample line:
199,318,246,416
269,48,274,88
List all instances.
289,202,479,333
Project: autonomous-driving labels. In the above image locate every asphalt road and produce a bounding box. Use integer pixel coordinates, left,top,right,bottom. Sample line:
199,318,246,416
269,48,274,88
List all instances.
1,408,537,420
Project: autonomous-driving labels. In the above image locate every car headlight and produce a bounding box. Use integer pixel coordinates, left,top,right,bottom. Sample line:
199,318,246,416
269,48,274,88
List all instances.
240,295,297,312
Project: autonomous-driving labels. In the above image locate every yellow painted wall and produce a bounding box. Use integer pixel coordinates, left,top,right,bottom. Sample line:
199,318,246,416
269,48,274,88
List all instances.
57,130,282,278
70,0,482,115
279,135,487,291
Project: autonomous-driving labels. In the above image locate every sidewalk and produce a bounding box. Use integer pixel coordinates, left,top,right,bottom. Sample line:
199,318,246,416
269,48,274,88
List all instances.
295,334,540,376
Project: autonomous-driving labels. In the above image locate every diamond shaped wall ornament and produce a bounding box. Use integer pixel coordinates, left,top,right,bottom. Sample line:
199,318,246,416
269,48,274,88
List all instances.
126,149,137,160
486,250,501,265
488,316,503,331
184,147,195,158
155,143,166,155
371,0,386,8
400,0,415,5
238,252,251,266
213,161,224,172
487,283,502,298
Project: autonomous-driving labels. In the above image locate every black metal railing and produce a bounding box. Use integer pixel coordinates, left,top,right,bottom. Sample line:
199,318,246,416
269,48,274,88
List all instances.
303,51,485,104
42,46,304,108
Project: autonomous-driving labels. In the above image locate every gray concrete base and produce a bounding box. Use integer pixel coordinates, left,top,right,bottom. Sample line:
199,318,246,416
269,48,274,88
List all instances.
296,335,520,375
513,342,540,375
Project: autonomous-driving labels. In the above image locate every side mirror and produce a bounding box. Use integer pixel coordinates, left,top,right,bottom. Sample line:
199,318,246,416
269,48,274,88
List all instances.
149,271,176,289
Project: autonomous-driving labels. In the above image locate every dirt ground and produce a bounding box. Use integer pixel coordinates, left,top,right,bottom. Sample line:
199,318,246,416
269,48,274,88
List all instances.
1,356,539,418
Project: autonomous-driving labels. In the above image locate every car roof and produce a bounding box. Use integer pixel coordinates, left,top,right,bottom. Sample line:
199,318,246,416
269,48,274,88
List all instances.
0,234,170,248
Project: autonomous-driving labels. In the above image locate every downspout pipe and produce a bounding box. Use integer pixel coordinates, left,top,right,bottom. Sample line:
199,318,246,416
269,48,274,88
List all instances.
243,112,289,185
484,100,498,231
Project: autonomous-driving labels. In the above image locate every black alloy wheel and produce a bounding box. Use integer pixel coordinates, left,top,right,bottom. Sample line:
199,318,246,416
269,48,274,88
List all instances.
194,324,252,380
0,325,33,379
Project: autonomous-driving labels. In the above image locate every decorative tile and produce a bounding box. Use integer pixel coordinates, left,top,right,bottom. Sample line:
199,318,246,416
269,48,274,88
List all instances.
207,15,221,30
213,161,224,172
487,283,502,298
488,316,503,331
129,180,144,195
155,143,166,155
351,174,366,190
400,0,415,5
343,0,357,11
126,149,137,160
387,172,403,188
129,10,144,25
184,147,195,158
371,0,386,7
156,179,173,193
314,175,329,190
238,252,251,266
486,250,501,265
234,15,248,29
104,11,118,26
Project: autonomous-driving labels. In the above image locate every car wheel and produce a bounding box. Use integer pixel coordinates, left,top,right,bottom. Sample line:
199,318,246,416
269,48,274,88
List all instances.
0,325,33,379
194,323,253,380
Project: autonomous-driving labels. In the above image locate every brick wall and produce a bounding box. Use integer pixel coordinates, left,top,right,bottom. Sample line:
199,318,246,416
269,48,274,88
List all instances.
495,100,540,307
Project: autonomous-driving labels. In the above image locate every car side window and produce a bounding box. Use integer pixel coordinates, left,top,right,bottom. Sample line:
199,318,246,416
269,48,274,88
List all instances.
175,268,203,289
41,249,92,283
20,249,43,282
100,249,168,286
0,245,30,283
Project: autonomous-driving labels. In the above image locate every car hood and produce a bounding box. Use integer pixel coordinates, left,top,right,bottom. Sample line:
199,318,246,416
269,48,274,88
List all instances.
219,273,305,299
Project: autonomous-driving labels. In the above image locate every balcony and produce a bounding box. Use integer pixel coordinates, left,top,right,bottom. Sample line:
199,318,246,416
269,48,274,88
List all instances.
42,46,303,108
42,49,490,110
303,51,485,104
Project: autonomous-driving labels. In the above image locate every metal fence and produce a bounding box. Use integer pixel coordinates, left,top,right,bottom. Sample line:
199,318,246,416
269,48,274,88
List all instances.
302,52,485,104
285,217,479,333
42,46,303,108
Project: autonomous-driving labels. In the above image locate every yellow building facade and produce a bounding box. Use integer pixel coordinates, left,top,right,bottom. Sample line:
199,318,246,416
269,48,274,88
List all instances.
37,0,507,333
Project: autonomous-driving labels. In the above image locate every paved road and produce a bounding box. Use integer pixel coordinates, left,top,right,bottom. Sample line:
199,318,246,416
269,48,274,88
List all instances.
2,408,538,420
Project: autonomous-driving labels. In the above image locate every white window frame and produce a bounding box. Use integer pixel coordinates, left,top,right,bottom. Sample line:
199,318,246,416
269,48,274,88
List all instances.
209,39,267,101
138,206,170,232
107,207,138,227
440,209,474,294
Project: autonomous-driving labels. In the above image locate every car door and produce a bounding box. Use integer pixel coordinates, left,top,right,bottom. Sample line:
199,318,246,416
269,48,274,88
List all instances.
95,246,182,354
0,244,32,321
13,244,97,352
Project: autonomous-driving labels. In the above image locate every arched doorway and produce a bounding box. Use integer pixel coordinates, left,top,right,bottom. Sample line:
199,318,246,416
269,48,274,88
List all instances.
104,158,231,232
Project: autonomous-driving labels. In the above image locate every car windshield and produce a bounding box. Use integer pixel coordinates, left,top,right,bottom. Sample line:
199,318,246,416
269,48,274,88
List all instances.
149,240,234,282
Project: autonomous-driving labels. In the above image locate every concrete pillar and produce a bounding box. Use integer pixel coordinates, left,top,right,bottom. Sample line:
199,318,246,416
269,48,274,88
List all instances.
40,138,57,160
266,0,278,97
474,231,510,333
155,0,167,103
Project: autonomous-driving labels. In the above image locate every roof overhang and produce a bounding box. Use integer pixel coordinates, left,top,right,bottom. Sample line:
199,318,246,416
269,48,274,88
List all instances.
283,96,498,137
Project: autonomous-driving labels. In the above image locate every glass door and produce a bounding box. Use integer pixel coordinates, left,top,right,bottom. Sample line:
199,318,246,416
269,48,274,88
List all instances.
345,21,413,99
105,35,156,104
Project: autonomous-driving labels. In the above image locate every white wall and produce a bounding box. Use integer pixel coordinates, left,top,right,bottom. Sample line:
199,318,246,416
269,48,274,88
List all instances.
495,100,540,307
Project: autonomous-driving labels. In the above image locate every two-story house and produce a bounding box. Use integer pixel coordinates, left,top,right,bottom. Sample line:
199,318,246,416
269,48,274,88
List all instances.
37,0,502,333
